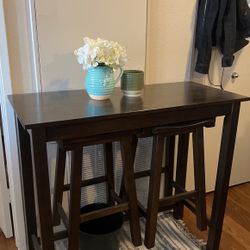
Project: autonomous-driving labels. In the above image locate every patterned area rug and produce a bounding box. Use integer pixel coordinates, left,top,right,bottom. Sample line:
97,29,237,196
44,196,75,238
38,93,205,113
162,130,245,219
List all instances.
55,212,206,250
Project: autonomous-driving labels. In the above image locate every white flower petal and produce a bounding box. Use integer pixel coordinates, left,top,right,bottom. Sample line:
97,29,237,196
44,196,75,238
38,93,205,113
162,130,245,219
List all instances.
74,37,127,69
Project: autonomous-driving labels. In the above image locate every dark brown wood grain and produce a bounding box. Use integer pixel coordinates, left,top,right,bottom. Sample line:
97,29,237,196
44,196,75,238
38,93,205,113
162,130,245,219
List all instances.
207,103,240,250
29,128,54,250
120,135,142,246
68,147,83,250
16,119,37,250
119,135,138,200
8,82,249,130
103,143,115,205
144,134,165,248
164,136,176,196
80,204,129,223
193,128,207,230
52,146,66,226
173,133,190,219
144,118,211,248
10,82,249,250
45,105,231,142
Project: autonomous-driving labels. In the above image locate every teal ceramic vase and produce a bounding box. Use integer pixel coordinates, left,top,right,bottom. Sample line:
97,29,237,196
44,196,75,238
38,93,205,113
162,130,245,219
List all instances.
85,65,123,100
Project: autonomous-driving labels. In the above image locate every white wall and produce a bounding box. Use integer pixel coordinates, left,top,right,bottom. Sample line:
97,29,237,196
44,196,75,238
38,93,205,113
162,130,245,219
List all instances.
35,0,147,92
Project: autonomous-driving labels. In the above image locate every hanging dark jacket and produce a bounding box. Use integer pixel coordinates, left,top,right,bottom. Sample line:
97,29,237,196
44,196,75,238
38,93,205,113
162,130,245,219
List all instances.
195,0,250,74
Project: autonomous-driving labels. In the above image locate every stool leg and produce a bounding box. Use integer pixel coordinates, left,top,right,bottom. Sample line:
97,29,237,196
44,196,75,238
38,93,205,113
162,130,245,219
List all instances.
68,147,83,250
119,136,138,200
164,136,176,196
193,128,207,230
103,143,115,205
144,134,165,249
52,145,66,226
173,133,189,219
120,135,142,247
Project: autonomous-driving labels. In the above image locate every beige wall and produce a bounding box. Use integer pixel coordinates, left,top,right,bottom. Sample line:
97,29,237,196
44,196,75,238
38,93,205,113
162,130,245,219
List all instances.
146,0,250,190
201,48,250,187
146,0,197,83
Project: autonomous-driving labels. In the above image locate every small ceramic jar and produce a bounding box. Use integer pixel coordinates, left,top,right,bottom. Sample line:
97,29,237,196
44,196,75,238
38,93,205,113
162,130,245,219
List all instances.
121,70,144,97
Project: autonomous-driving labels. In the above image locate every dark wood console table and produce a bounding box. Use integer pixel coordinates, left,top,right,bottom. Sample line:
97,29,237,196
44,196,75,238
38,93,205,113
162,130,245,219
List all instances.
9,82,250,250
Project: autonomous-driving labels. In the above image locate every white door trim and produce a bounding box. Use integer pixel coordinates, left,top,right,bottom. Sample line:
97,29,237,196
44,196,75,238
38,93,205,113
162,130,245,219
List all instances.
0,0,42,248
0,115,12,237
0,0,26,249
26,0,42,93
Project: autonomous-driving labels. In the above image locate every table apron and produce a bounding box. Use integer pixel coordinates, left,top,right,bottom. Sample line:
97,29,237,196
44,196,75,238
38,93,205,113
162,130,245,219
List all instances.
44,104,232,142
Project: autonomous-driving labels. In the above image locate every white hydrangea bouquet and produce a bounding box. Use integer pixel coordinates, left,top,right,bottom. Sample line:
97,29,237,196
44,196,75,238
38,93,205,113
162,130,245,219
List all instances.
74,37,127,70
74,37,127,100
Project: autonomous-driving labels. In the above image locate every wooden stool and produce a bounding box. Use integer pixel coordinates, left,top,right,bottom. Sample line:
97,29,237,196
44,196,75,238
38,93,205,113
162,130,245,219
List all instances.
52,132,142,250
143,118,215,249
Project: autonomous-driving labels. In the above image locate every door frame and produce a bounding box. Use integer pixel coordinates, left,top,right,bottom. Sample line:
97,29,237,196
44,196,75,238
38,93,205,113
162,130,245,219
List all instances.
0,101,12,238
25,0,42,93
0,0,27,249
0,0,42,249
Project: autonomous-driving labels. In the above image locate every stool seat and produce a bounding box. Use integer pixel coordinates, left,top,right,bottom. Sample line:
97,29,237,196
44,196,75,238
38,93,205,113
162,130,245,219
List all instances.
152,118,215,135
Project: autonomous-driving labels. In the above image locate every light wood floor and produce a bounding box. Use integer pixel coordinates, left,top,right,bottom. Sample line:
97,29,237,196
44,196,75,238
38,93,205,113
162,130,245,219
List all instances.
0,230,16,250
183,182,250,250
1,182,250,250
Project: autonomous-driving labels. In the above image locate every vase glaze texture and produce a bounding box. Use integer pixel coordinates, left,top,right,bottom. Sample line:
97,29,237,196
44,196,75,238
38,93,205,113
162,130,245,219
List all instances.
85,65,116,100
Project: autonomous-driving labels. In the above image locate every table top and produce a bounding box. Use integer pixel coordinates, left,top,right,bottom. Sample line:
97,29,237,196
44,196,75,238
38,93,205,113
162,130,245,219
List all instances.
9,82,250,129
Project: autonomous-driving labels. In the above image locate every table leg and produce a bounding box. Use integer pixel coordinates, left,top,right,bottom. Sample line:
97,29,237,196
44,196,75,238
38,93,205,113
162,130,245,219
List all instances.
207,103,240,250
16,119,37,250
52,145,66,226
30,128,55,250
